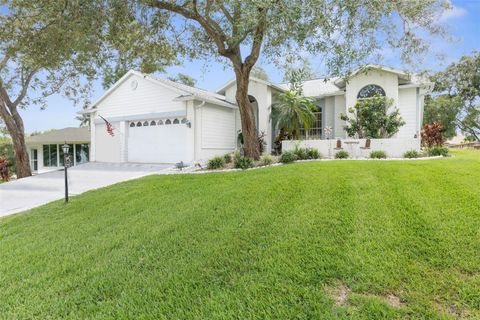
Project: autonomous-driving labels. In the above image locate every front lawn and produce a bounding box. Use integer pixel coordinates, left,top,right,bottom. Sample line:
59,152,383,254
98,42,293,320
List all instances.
1,150,479,319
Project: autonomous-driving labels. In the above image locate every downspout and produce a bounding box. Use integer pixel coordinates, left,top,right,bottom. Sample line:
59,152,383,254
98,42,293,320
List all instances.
193,101,206,162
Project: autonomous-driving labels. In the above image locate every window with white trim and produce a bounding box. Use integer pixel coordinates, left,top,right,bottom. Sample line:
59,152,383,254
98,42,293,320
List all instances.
300,107,322,139
357,84,385,99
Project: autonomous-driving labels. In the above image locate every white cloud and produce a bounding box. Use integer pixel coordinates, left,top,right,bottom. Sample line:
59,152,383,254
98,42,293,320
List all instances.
438,5,467,22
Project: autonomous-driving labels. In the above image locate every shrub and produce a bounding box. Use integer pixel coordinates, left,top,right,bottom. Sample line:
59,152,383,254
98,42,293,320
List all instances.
335,150,349,159
340,95,405,138
403,150,419,158
0,155,10,182
307,148,321,159
421,122,444,148
234,156,254,170
207,156,225,170
259,154,273,166
233,150,241,162
0,142,15,175
293,145,309,160
223,153,232,164
257,131,267,154
280,151,297,164
370,150,387,159
429,146,449,157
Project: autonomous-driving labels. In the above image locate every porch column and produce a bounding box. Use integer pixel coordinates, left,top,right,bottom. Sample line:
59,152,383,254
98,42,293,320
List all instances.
186,101,196,164
119,121,128,162
90,116,96,161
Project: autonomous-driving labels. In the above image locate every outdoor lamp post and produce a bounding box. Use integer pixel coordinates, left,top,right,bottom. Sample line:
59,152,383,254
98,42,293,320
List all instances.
62,142,69,204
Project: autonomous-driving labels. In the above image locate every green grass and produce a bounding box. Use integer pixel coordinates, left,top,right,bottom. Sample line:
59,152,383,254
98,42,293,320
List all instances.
1,150,480,319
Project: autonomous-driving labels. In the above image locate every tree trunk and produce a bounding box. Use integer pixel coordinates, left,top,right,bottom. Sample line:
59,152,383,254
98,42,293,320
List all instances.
233,67,260,160
0,99,31,178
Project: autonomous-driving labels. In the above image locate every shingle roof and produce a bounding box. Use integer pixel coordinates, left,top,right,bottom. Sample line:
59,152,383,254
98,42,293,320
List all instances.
26,127,90,144
293,78,343,97
145,73,237,108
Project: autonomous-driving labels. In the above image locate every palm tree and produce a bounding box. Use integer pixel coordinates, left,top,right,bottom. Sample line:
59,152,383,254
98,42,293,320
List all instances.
75,113,90,127
75,104,91,127
271,91,317,139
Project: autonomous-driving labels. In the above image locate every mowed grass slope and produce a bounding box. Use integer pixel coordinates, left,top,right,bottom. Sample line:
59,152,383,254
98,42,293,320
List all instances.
1,150,479,319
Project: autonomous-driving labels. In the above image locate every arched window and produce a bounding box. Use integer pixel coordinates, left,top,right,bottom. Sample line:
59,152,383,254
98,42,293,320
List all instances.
129,122,135,128
181,118,187,124
136,121,142,127
143,121,149,126
150,120,156,126
173,118,180,124
357,84,386,99
165,119,171,125
158,119,164,125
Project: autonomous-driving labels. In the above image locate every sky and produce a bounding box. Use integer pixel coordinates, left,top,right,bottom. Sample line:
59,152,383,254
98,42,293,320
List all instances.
14,0,480,133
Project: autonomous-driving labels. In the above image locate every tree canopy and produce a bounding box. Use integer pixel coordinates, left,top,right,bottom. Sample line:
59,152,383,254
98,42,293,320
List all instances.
425,52,480,140
340,96,405,139
136,0,450,159
168,73,197,86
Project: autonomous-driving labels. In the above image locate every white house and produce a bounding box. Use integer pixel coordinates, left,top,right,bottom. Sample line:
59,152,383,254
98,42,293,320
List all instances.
82,65,432,164
26,127,90,173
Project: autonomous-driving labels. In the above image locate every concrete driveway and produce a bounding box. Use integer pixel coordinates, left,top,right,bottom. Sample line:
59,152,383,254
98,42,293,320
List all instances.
0,162,172,218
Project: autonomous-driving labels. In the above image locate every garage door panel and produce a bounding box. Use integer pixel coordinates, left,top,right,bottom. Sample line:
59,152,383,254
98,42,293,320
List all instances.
128,124,187,163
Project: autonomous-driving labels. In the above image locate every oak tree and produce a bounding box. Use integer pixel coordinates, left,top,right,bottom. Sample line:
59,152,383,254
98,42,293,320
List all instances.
137,0,449,159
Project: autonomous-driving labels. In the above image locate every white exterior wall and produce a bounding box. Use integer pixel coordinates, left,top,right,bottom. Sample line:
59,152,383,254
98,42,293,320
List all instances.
282,138,421,159
94,122,122,162
95,73,185,117
224,79,273,153
323,98,335,133
345,70,399,112
92,73,192,163
195,103,237,162
398,87,419,139
334,95,346,139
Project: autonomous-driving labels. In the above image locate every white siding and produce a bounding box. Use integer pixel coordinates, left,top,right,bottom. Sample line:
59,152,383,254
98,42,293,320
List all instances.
196,103,236,161
201,105,236,148
397,87,418,139
94,73,185,117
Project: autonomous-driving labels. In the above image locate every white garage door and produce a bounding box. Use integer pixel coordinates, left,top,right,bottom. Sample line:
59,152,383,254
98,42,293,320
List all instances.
128,119,188,163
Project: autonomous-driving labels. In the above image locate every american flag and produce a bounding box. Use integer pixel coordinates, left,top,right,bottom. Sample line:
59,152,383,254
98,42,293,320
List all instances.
99,115,115,137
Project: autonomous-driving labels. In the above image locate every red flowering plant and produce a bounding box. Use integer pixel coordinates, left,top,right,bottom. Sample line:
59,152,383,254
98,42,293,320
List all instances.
421,122,444,148
0,155,10,182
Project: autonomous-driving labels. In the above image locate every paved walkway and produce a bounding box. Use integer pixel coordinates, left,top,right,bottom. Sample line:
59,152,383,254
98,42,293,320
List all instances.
0,162,172,218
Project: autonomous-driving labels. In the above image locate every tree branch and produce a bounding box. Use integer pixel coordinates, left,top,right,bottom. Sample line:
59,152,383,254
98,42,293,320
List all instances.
243,7,267,71
144,0,234,57
0,55,10,71
12,68,37,108
0,78,13,110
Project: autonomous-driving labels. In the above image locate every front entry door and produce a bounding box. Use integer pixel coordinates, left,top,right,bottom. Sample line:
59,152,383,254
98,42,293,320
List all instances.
31,149,38,171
